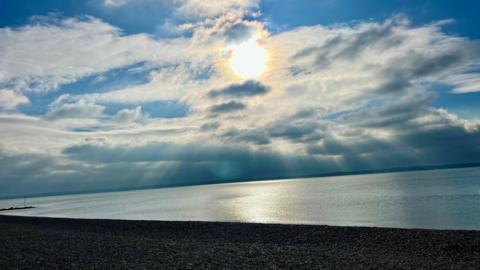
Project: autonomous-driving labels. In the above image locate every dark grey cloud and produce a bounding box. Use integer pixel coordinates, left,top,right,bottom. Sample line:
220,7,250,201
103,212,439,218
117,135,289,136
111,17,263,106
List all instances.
374,52,467,94
224,23,256,44
308,97,480,167
63,142,228,163
3,111,480,198
293,36,342,60
200,122,220,131
409,53,463,78
69,138,469,185
208,80,270,98
336,24,402,59
222,128,271,145
396,125,480,163
373,76,412,95
292,20,405,69
29,141,342,196
219,110,326,146
238,132,271,145
0,151,230,198
292,108,318,119
0,153,103,197
307,136,393,156
63,142,304,166
221,114,328,145
372,38,480,95
209,101,246,113
268,121,324,142
305,123,480,171
339,93,432,129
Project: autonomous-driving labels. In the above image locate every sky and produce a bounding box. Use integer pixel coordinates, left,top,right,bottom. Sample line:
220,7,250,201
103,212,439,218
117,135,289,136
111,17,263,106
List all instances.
0,0,479,197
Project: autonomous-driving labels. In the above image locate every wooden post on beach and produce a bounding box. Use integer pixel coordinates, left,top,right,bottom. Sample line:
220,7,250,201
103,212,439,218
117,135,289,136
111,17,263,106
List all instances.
24,196,26,208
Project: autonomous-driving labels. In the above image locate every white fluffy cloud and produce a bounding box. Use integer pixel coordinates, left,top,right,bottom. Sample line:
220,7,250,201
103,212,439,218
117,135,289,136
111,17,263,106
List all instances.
112,106,148,123
103,0,129,7
0,16,193,93
46,100,105,120
4,15,480,140
0,89,29,110
103,0,259,18
445,73,480,93
174,0,259,18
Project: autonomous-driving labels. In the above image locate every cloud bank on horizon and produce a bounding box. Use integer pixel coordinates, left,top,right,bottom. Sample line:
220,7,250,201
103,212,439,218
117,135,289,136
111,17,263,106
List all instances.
0,0,480,197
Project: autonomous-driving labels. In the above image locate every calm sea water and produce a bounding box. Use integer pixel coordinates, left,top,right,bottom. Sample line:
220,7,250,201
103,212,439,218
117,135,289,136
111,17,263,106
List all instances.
1,167,480,230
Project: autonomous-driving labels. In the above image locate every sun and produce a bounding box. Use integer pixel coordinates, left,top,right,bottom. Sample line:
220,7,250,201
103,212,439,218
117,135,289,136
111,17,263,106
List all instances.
227,34,269,79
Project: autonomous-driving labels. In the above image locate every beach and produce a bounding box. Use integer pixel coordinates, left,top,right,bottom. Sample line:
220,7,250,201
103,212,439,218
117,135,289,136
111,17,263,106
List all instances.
0,215,478,269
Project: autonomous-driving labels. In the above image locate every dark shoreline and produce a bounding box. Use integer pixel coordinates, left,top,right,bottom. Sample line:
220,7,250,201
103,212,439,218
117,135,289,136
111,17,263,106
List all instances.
1,215,479,269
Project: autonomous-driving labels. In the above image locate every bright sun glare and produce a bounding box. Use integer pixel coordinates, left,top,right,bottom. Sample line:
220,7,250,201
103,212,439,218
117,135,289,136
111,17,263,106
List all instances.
227,35,268,79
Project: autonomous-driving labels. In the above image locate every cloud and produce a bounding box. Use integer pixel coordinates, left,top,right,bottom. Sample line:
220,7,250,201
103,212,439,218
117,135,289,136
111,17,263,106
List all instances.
102,0,259,19
2,14,480,197
268,121,324,142
372,52,470,95
174,0,259,18
304,121,480,171
222,128,271,145
0,89,29,110
62,140,340,178
306,136,392,156
396,120,480,163
166,8,264,43
208,80,270,98
200,122,220,131
446,73,480,93
338,92,432,129
209,101,246,113
103,0,129,7
46,100,105,120
292,17,407,68
280,16,480,102
0,16,191,93
112,106,149,124
0,151,177,197
223,23,257,43
0,140,336,197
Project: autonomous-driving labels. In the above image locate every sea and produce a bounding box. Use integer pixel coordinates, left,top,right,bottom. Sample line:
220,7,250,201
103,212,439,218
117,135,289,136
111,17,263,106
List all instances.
1,167,479,230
